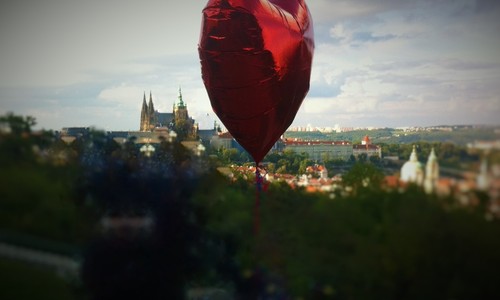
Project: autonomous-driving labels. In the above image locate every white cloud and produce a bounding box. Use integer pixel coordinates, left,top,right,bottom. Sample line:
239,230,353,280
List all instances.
98,84,146,107
0,0,203,87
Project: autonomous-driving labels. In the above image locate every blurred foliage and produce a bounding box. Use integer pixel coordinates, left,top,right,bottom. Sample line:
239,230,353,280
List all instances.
0,112,36,135
197,173,500,299
0,165,88,243
1,113,499,299
0,114,94,244
0,258,75,300
262,149,315,175
341,162,385,191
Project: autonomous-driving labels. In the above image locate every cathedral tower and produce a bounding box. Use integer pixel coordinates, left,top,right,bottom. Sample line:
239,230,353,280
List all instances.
140,92,149,131
148,91,157,131
140,91,160,132
174,87,188,124
172,87,197,140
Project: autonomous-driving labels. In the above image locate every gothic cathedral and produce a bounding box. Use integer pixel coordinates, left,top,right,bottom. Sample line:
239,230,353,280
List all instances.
139,88,198,140
140,92,157,132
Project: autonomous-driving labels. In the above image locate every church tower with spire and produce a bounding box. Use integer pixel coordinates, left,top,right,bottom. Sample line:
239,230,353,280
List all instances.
173,87,198,140
477,158,490,191
147,91,157,131
140,91,159,131
424,148,439,194
174,87,188,124
140,92,149,131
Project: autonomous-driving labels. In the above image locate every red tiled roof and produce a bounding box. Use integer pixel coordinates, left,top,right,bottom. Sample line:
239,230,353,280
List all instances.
284,139,351,146
384,175,399,188
218,131,233,139
306,164,327,173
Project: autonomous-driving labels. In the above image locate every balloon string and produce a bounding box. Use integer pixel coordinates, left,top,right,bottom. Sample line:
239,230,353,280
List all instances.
254,163,262,236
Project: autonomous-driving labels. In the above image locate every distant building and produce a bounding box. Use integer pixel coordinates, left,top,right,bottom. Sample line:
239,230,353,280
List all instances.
305,164,329,179
353,135,382,158
107,130,171,145
283,136,381,162
283,139,352,161
60,127,90,137
468,140,500,151
211,131,234,150
198,128,218,145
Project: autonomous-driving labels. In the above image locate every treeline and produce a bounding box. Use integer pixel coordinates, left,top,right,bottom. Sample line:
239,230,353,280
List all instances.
284,128,394,143
211,141,485,175
196,175,499,299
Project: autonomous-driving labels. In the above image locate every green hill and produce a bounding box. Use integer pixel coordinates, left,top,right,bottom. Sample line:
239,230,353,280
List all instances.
284,126,500,145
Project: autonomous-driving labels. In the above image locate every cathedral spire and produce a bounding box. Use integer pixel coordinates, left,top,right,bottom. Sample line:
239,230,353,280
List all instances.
147,91,156,131
140,91,149,131
178,86,185,107
142,92,147,113
148,91,155,114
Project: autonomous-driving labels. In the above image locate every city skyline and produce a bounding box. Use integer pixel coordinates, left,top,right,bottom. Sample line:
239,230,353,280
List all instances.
1,0,499,131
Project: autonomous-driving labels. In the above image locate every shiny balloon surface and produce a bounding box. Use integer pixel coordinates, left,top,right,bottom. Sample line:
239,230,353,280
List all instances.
199,0,314,163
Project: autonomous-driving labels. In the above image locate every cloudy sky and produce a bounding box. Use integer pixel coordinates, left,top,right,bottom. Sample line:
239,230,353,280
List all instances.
1,0,499,131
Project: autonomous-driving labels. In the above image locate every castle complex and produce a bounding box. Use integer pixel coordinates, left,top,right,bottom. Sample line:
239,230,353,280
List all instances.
139,88,198,140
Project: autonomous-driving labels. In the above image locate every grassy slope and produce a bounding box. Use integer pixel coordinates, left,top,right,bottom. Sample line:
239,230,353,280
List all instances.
0,258,76,300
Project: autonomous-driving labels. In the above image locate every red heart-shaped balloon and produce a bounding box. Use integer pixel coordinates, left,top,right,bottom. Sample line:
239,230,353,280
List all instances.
199,0,314,163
